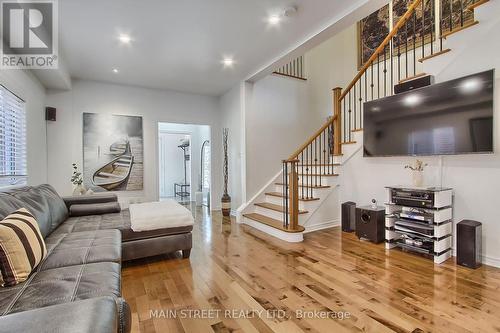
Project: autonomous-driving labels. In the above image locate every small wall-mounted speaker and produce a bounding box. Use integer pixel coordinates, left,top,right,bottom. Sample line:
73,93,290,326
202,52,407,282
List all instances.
394,75,434,94
45,107,56,121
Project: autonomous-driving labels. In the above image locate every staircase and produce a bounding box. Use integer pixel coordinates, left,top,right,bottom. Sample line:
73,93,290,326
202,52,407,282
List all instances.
240,0,494,242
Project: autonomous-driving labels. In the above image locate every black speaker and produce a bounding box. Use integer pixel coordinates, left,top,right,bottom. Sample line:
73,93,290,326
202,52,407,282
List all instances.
457,220,482,269
355,206,385,243
341,201,356,232
394,75,434,94
45,107,56,121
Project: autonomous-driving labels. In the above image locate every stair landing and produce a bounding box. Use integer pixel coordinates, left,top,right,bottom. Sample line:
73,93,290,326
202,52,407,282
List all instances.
243,213,305,233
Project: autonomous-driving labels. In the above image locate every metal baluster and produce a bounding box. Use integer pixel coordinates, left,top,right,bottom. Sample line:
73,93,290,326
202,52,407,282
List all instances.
343,98,347,143
398,35,402,81
348,91,352,142
364,72,368,102
354,82,357,129
390,37,394,95
422,0,426,59
384,45,387,97
323,129,326,176
405,20,409,79
360,79,364,128
449,0,453,33
431,0,435,54
413,10,417,76
440,0,444,51
460,0,464,27
377,53,380,99
301,152,304,199
314,137,318,187
371,64,374,100
318,135,322,186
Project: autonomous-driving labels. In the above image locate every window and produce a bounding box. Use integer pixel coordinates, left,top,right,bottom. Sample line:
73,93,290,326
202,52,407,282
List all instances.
0,85,27,187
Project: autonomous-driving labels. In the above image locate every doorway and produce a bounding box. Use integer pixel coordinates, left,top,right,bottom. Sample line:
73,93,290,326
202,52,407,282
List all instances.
158,123,211,209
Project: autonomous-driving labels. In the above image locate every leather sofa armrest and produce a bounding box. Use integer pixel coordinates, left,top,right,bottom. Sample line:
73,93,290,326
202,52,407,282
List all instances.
69,201,121,217
63,193,118,208
0,297,120,333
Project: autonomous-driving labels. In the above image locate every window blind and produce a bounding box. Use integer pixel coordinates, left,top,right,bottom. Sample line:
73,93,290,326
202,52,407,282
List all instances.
0,85,27,187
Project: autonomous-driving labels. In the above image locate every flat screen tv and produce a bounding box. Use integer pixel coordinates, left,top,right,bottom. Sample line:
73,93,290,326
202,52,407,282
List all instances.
363,69,494,157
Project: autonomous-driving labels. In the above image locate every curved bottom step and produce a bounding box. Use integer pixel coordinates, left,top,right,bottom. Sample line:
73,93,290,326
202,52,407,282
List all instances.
242,213,304,243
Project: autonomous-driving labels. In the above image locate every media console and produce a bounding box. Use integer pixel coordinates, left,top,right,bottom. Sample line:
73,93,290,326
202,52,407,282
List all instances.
385,186,453,264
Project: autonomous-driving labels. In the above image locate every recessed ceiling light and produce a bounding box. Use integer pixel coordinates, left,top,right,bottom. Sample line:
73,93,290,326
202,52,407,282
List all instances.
112,68,119,73
118,34,131,44
268,14,281,25
222,58,234,67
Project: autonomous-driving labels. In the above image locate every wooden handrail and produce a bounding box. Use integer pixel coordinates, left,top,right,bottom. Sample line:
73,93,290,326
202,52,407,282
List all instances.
339,0,423,101
286,115,337,161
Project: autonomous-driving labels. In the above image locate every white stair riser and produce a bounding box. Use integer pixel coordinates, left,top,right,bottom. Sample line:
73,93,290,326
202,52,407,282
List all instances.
297,174,339,186
265,194,308,210
274,185,329,198
254,206,307,223
294,166,339,174
242,217,304,242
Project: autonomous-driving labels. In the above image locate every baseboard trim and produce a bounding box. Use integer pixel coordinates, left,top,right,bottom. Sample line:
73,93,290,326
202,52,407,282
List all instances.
304,219,340,233
452,248,500,268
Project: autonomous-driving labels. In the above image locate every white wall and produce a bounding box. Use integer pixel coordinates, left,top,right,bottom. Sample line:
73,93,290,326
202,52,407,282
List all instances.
220,83,245,210
245,75,323,199
0,70,47,186
46,79,222,208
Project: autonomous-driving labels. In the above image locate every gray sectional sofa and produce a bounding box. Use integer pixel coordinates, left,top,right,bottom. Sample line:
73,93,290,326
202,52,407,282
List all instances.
0,184,193,332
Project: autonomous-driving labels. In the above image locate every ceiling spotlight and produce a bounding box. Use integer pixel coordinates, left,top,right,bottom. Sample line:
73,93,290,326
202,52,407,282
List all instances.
112,68,119,73
222,58,234,67
118,34,131,44
268,14,281,25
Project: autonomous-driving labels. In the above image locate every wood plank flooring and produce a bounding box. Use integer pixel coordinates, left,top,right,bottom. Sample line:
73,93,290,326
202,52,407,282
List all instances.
122,207,500,333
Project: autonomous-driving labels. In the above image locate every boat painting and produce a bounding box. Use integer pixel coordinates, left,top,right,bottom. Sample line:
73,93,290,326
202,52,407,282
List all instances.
92,142,134,190
83,113,143,192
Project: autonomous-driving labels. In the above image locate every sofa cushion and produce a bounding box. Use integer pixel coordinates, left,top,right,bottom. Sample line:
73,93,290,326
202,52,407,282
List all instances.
59,209,193,242
0,296,119,333
39,229,121,271
0,209,47,286
0,262,121,316
0,185,68,238
69,202,121,217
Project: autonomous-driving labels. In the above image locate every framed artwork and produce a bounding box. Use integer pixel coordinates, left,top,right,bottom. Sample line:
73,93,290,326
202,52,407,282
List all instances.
83,113,143,192
441,0,475,33
357,4,390,69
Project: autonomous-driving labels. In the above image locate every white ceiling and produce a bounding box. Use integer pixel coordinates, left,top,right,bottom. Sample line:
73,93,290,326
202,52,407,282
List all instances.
58,0,366,96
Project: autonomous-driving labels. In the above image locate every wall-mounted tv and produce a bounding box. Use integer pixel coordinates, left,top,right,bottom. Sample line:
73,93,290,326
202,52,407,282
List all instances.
363,69,494,157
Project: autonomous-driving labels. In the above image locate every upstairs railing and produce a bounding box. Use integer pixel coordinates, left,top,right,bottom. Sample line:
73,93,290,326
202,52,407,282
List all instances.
334,0,481,150
281,0,482,231
273,56,307,81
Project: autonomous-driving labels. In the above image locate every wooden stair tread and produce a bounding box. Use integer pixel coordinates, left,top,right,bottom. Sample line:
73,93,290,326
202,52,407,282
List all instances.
418,49,451,63
341,141,356,145
351,128,363,132
297,163,341,166
399,72,427,84
467,0,489,11
296,173,339,177
243,213,305,233
265,192,320,201
254,202,308,214
441,20,479,39
275,182,331,189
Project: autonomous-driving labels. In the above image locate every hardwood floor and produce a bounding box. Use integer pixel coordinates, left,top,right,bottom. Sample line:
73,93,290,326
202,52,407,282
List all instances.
122,207,500,333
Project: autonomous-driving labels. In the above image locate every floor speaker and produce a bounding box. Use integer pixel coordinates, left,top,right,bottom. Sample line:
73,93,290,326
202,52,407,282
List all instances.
341,201,356,232
457,220,482,269
355,206,385,243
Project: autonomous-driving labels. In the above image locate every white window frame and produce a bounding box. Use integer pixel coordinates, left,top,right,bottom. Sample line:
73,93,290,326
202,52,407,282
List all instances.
0,85,27,188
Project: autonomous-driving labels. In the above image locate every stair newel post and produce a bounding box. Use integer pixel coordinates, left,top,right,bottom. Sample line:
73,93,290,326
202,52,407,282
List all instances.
332,87,342,156
288,159,300,231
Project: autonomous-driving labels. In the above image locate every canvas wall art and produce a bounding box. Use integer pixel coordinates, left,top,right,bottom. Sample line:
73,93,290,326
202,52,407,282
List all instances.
83,113,143,192
357,4,390,68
